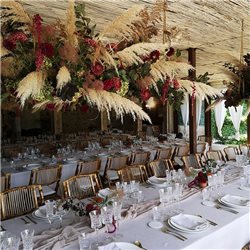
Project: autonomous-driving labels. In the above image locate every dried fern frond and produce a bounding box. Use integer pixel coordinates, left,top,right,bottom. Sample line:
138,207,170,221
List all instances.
98,5,144,42
150,60,194,83
1,1,32,27
81,88,151,123
180,80,222,101
117,42,169,66
56,66,71,91
17,71,46,106
65,0,78,47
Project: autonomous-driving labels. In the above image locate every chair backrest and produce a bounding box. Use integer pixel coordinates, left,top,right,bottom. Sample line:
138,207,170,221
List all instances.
107,156,128,171
152,126,160,137
182,155,200,175
0,174,10,192
30,165,62,192
175,144,189,157
0,185,43,220
196,143,207,154
156,147,172,160
63,174,100,199
76,159,101,175
224,146,239,161
239,144,249,156
149,160,169,178
206,150,224,162
130,151,149,165
101,137,114,146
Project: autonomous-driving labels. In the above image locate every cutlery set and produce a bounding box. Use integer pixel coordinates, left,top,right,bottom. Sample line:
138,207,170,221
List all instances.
215,204,239,214
162,227,187,241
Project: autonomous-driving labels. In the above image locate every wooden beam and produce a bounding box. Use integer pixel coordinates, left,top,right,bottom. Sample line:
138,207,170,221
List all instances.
247,113,250,145
101,110,108,131
188,48,197,154
204,98,212,145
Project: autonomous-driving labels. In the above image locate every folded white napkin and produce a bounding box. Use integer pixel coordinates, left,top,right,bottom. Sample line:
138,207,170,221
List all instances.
171,214,208,230
99,188,111,197
98,242,121,250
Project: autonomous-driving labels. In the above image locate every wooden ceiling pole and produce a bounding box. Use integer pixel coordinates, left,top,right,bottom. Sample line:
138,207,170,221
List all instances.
204,98,212,145
188,48,197,154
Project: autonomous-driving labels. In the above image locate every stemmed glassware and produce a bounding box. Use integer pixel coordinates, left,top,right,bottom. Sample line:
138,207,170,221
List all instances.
112,201,123,240
21,229,34,250
45,200,55,224
101,206,113,243
89,210,102,247
1,235,20,250
55,200,66,227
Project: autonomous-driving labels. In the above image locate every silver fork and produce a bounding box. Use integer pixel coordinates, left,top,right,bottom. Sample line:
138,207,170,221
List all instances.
215,205,238,214
197,215,217,226
162,228,187,241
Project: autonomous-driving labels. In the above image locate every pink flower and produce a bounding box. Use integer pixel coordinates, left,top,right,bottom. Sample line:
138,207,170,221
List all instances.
173,79,181,89
91,62,104,76
92,80,104,90
84,38,97,47
140,88,151,101
166,47,175,57
150,50,160,61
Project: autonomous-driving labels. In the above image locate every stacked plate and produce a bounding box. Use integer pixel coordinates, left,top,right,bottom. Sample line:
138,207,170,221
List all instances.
23,163,41,170
218,194,250,208
168,214,209,233
147,176,167,187
32,205,48,221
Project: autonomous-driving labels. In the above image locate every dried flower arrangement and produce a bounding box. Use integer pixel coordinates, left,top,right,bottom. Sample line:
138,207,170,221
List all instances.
1,1,221,120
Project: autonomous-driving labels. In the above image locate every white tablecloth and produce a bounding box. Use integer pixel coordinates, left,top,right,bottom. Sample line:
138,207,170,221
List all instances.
2,178,250,250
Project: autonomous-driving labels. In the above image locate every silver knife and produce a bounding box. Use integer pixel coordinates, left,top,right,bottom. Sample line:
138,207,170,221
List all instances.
25,215,37,224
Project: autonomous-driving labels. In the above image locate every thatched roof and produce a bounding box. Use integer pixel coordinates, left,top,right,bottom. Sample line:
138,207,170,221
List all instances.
14,0,250,88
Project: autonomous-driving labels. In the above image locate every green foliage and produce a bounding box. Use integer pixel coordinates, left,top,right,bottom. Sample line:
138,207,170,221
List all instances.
211,101,247,145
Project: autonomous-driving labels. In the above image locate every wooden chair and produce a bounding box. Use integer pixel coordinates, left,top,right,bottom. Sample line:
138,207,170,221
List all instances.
175,144,190,157
0,185,44,220
239,144,249,156
63,174,100,199
149,160,169,178
182,155,200,176
206,150,225,162
195,142,208,167
128,151,149,182
104,155,130,187
0,174,10,192
224,146,239,161
155,147,174,170
30,165,62,198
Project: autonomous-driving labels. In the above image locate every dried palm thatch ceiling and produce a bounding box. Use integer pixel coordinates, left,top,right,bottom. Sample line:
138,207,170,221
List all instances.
20,0,250,88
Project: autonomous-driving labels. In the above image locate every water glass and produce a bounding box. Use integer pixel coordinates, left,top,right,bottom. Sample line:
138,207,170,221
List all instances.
113,201,123,239
78,233,90,250
1,236,20,250
101,206,113,233
45,200,55,224
21,229,34,250
202,188,210,202
152,206,161,221
89,210,102,246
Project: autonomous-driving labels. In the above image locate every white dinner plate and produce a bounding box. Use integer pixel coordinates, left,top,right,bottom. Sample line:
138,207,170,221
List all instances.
169,214,209,232
148,176,167,187
23,163,41,170
100,242,141,250
219,194,250,208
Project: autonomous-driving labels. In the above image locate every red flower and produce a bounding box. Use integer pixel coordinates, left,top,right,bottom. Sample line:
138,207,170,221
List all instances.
140,88,151,101
35,49,44,70
173,79,181,90
80,104,89,113
150,50,160,61
41,43,54,58
166,47,175,57
112,77,121,91
91,62,104,76
9,31,28,42
3,39,16,50
106,43,118,52
141,55,150,62
84,38,97,47
46,103,55,111
103,79,113,91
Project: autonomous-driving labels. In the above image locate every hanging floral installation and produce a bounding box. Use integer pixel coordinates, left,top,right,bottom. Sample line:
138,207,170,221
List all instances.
1,0,221,121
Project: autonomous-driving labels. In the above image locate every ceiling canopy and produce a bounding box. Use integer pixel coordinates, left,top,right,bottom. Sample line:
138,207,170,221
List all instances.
20,0,250,88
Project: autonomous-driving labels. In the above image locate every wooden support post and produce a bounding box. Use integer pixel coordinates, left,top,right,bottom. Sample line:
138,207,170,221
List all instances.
54,111,62,135
204,98,212,145
247,114,250,145
188,48,197,154
163,103,168,133
137,119,142,135
101,110,108,131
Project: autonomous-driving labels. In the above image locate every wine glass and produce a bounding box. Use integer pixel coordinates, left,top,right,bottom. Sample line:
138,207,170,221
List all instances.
89,210,102,247
112,201,123,240
45,200,55,224
55,200,66,227
101,206,113,243
21,229,34,250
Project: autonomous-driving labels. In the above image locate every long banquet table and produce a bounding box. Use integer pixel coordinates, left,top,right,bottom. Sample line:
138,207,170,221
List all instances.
1,173,250,250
